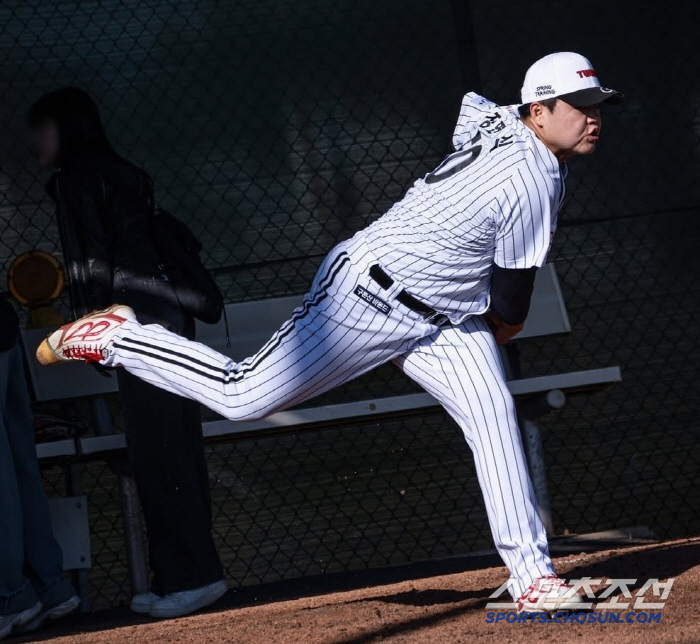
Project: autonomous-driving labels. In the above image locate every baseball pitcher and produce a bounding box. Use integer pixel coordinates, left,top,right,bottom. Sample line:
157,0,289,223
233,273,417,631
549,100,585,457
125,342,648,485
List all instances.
38,52,622,613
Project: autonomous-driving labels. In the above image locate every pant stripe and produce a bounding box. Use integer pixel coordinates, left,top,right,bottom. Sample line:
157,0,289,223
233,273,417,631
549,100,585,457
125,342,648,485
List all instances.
114,252,350,382
230,253,351,378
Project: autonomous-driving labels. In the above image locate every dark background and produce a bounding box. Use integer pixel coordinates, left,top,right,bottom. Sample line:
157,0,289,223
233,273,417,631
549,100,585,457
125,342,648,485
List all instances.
1,0,698,609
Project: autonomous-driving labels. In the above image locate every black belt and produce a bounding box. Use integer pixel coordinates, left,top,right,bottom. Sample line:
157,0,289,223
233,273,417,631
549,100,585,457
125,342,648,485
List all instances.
368,264,450,326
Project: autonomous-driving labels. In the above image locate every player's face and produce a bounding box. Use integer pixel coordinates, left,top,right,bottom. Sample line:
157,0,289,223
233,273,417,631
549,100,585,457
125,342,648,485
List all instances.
542,101,602,160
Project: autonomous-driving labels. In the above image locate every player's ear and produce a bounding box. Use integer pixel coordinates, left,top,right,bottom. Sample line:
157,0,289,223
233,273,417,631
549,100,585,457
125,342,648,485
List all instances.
528,102,547,127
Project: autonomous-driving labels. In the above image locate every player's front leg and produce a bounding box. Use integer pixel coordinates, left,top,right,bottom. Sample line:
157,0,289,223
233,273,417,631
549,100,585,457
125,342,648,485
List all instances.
396,315,585,612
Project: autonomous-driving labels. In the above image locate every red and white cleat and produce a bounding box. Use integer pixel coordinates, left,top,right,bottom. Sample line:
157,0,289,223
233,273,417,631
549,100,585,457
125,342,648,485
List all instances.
516,575,587,613
36,304,135,366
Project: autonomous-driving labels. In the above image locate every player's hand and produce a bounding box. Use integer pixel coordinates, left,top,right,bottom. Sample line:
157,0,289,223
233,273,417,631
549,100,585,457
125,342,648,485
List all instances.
483,311,523,345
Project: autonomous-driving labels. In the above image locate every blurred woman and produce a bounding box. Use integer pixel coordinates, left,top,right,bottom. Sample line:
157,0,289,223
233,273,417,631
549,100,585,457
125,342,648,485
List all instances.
28,88,225,619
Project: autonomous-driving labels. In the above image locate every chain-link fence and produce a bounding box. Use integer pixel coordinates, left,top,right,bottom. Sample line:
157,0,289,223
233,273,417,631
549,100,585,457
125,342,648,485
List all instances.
3,0,699,612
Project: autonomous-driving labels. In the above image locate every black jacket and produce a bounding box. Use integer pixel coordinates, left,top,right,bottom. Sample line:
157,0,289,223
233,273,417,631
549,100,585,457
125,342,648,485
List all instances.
47,153,191,334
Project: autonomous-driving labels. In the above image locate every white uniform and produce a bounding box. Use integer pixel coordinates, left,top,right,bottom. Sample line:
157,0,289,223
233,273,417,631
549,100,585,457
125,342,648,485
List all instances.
363,92,566,323
103,93,567,598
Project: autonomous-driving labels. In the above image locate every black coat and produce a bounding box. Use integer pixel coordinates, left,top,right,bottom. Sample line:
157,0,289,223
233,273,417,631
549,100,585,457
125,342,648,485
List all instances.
46,153,192,335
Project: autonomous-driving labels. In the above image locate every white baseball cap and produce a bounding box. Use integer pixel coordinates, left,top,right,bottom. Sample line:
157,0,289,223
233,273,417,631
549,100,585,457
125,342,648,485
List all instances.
521,52,623,107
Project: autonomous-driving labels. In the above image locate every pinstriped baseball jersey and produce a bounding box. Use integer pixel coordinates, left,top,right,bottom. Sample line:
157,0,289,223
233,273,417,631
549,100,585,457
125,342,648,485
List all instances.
359,92,568,325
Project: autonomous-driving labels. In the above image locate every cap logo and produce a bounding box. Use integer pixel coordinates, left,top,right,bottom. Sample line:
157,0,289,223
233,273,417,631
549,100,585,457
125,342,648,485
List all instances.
535,84,556,97
576,69,597,78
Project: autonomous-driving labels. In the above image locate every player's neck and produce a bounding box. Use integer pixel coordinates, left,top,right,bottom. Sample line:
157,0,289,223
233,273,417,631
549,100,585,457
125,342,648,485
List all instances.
520,117,571,164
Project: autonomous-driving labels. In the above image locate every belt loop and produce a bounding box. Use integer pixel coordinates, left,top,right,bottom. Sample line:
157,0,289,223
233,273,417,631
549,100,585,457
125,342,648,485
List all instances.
369,264,394,290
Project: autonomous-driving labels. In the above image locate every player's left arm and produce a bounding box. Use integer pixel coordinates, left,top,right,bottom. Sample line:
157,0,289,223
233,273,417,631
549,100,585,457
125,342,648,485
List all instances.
487,166,555,344
485,265,538,344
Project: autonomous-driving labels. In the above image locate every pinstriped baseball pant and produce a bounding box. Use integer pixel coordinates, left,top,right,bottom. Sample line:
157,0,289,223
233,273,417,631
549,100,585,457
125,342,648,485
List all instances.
104,233,556,598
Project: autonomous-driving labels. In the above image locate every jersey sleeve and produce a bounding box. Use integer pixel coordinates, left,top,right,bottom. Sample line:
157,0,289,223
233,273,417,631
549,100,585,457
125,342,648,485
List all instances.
494,166,554,270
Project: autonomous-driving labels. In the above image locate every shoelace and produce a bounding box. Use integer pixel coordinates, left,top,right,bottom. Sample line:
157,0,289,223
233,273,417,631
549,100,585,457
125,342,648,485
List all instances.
64,344,104,363
521,575,567,601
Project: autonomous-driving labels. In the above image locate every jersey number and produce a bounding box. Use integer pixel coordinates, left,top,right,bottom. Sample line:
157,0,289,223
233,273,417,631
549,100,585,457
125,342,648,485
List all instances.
425,132,482,185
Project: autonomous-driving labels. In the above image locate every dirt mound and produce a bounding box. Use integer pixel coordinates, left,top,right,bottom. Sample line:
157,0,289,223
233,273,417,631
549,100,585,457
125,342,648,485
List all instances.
16,537,700,644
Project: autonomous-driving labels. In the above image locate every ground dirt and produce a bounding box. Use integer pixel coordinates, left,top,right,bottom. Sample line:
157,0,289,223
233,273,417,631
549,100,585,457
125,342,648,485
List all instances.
13,536,700,644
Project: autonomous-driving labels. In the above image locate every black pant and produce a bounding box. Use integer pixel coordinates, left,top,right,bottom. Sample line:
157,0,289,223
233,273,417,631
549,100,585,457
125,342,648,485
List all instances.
114,273,223,595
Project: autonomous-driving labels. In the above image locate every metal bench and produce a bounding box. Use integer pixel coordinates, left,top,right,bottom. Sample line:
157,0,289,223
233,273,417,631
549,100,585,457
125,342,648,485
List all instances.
23,262,621,606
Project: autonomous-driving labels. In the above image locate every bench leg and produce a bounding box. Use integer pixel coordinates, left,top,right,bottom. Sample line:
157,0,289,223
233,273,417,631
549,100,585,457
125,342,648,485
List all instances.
520,419,555,538
91,395,149,596
90,397,115,436
66,463,91,613
118,474,149,596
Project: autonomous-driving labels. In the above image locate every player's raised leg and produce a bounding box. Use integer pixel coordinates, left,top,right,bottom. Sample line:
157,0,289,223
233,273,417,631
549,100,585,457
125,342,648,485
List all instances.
38,242,432,422
395,315,581,610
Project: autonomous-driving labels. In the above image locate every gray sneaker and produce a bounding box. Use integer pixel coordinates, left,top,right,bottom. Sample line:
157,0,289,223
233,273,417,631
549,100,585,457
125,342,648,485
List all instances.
149,580,227,619
15,595,80,634
130,592,161,614
0,601,42,640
